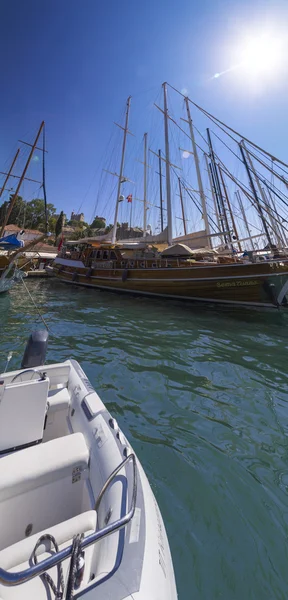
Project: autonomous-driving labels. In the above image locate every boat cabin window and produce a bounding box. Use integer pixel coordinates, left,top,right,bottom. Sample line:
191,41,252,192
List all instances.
110,251,117,260
103,250,109,260
96,250,102,259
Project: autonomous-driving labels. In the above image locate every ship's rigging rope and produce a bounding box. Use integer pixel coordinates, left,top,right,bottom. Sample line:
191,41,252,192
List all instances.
167,82,288,171
160,89,288,245
21,277,51,333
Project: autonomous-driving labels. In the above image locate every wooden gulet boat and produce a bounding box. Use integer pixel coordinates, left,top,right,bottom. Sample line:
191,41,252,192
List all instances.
52,83,288,309
0,331,177,599
53,243,288,308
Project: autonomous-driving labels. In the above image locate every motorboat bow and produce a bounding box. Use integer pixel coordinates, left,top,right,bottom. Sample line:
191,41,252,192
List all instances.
0,331,177,599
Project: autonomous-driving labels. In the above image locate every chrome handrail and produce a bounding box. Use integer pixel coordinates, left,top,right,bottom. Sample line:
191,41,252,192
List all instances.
95,452,136,512
0,453,137,586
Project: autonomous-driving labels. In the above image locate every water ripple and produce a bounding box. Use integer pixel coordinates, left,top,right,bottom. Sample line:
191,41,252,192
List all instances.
1,280,288,599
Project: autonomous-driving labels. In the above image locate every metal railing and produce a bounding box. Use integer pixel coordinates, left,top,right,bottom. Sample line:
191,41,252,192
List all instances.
0,453,137,586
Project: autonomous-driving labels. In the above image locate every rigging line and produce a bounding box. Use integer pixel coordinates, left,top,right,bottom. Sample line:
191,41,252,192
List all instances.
160,108,207,156
193,124,209,149
182,182,218,235
214,129,288,205
245,141,288,177
171,163,219,234
21,278,52,334
173,166,218,231
211,129,288,205
252,169,288,210
167,82,288,170
207,133,288,221
211,129,242,162
221,164,288,237
243,145,288,188
91,170,103,223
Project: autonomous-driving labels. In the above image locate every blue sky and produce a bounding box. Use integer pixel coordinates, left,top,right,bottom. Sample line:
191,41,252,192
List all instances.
1,0,288,230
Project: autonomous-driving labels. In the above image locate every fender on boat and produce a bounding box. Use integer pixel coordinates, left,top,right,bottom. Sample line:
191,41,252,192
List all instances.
122,269,129,282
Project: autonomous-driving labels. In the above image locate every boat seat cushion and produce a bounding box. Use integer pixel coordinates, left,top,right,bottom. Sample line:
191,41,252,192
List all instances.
48,386,70,411
0,378,49,452
0,510,97,599
0,432,89,503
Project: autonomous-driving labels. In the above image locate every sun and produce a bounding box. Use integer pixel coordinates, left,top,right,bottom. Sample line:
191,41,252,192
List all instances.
239,33,283,76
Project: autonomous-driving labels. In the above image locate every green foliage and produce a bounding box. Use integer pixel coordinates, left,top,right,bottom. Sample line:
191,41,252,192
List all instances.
0,195,57,232
91,217,106,230
66,220,87,229
0,196,25,227
48,216,57,232
25,199,56,231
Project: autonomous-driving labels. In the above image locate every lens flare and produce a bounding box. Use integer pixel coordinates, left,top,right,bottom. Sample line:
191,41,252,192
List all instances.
240,33,283,75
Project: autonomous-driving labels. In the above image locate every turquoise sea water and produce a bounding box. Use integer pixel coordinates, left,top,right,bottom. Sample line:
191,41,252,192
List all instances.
1,279,288,599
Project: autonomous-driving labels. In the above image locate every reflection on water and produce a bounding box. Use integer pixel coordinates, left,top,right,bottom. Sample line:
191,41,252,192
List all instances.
1,280,288,599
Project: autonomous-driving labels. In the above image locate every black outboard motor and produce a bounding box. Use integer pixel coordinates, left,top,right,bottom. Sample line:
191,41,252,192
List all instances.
21,330,49,368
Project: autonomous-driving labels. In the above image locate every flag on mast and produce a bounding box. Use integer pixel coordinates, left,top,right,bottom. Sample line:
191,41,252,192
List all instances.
127,194,132,203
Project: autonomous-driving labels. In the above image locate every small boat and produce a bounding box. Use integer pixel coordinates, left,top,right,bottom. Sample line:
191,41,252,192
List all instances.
0,261,26,293
0,122,49,293
0,331,177,599
0,235,26,293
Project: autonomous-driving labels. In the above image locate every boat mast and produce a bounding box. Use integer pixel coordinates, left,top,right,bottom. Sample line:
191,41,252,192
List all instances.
178,178,187,235
204,153,223,246
267,187,288,245
219,167,242,252
239,142,273,247
143,133,148,237
42,124,48,234
163,83,173,245
158,149,164,232
0,149,20,200
235,190,255,250
0,122,44,238
184,98,211,247
206,128,231,246
261,187,284,246
111,96,131,244
243,140,280,244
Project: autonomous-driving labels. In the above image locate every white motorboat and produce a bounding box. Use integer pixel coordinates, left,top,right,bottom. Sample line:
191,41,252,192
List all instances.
0,264,26,294
0,331,177,599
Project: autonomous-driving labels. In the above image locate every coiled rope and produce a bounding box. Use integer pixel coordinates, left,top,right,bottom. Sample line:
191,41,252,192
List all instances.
31,532,84,599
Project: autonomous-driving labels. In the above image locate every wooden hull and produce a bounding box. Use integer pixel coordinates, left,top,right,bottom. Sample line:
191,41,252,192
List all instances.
0,256,42,279
53,259,288,308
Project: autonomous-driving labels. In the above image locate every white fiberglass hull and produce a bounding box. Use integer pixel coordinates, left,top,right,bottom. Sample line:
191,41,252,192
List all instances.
0,267,26,294
0,358,177,599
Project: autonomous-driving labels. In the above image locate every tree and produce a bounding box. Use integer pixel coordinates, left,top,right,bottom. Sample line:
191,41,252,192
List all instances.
91,217,106,230
48,216,57,233
24,199,56,231
66,220,88,230
0,195,25,227
55,211,64,241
